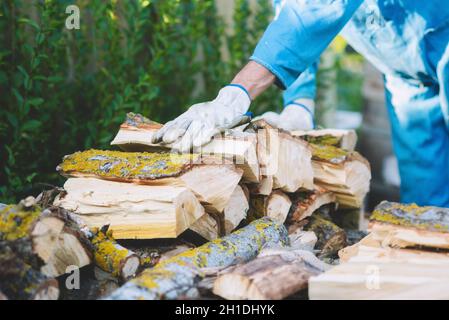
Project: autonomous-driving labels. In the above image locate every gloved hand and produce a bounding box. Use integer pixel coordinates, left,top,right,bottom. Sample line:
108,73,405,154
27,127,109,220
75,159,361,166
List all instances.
257,99,315,131
152,85,251,152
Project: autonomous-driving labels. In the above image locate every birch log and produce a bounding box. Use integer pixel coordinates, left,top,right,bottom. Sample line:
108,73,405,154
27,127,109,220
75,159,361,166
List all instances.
106,218,289,300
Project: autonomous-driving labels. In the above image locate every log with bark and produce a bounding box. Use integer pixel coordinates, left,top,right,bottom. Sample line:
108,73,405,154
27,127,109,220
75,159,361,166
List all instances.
368,201,449,250
0,199,92,277
288,187,337,223
56,149,243,214
0,245,59,300
213,248,330,300
246,120,314,193
304,213,347,259
91,226,140,280
106,218,289,300
54,178,205,239
310,143,371,208
292,129,357,151
309,244,449,300
249,190,292,224
110,113,260,183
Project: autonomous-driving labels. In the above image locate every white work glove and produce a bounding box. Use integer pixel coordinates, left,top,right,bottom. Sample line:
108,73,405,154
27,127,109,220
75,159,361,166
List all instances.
152,85,251,152
257,99,315,131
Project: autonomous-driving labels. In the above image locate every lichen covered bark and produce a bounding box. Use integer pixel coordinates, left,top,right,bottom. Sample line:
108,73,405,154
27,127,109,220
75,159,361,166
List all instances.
0,205,41,241
0,245,58,300
305,214,347,259
371,201,449,232
57,149,198,181
106,218,289,300
302,134,342,147
310,144,349,164
91,227,140,279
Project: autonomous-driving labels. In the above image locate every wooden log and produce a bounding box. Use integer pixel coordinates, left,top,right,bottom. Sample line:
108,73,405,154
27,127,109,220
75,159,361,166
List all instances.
106,218,289,300
213,248,330,300
91,226,140,280
309,245,449,300
0,201,92,277
57,149,243,214
310,143,371,208
190,185,249,240
304,214,347,259
0,245,59,300
54,178,205,239
110,113,260,183
288,187,337,222
247,120,314,193
249,190,292,224
368,201,449,249
288,229,318,252
247,176,273,196
292,129,357,151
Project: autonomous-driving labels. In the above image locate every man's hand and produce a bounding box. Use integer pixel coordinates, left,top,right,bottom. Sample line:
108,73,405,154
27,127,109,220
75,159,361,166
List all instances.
257,99,315,131
152,85,251,152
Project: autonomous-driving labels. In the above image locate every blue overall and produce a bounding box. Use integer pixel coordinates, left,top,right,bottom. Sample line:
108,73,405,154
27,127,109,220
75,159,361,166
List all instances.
253,0,449,207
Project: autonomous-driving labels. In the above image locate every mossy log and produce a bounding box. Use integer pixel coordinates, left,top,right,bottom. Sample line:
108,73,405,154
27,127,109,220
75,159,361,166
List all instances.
310,143,371,208
369,201,449,249
110,113,261,183
91,227,140,280
57,149,243,214
304,214,347,259
106,218,289,300
213,248,330,300
0,200,93,277
0,245,59,300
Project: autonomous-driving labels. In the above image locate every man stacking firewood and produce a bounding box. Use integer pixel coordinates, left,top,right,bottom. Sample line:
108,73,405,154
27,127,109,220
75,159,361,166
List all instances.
152,0,449,208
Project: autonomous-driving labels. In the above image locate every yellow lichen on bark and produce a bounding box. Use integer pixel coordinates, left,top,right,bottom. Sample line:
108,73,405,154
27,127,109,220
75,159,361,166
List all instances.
58,149,198,180
0,205,41,241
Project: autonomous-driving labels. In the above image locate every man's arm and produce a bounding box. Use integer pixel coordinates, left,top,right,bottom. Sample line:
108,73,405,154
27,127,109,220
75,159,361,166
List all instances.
231,61,277,100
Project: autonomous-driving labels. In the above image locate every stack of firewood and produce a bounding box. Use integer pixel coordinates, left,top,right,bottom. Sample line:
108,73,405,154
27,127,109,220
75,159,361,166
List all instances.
309,201,449,299
0,112,373,300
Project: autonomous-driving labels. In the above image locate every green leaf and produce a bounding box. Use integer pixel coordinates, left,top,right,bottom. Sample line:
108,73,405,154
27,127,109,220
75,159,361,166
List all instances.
28,97,44,107
18,18,40,31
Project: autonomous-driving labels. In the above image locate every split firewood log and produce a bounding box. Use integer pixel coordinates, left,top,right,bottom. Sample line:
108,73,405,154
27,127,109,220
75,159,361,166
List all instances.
56,149,243,214
0,245,59,300
288,187,337,222
309,143,371,208
54,178,205,239
246,120,314,193
292,129,357,151
309,244,449,300
190,185,250,240
90,226,140,281
0,199,93,277
106,218,289,300
213,248,330,300
110,113,260,183
304,214,347,259
369,201,449,250
288,229,318,252
249,190,292,224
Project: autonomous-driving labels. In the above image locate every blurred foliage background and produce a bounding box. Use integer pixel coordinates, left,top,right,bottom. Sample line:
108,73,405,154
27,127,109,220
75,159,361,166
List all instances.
0,0,363,203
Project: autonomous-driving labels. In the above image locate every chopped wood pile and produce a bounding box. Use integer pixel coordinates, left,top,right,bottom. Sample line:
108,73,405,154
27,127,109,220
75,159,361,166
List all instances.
1,112,375,300
309,201,449,300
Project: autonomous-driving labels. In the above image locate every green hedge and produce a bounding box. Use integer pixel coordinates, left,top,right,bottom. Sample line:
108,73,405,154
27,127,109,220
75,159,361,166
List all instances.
0,0,283,202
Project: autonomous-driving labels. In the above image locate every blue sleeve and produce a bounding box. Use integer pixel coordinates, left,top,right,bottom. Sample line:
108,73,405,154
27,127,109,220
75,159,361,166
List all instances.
251,0,363,89
283,61,318,105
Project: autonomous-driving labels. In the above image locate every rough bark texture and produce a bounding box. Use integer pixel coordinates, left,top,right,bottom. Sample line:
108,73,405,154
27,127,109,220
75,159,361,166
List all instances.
213,248,329,300
0,201,93,277
0,245,59,300
91,227,140,280
304,214,347,259
288,188,336,222
106,218,289,300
